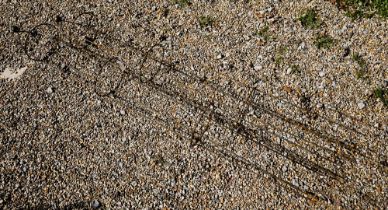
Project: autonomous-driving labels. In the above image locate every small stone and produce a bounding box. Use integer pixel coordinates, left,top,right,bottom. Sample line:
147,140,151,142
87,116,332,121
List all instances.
340,25,348,34
319,71,325,77
286,68,292,74
276,102,283,108
318,81,325,89
46,87,53,94
254,80,264,87
357,102,365,109
120,110,125,115
292,179,299,187
91,200,101,209
257,11,266,18
254,65,262,71
298,42,305,50
282,85,292,93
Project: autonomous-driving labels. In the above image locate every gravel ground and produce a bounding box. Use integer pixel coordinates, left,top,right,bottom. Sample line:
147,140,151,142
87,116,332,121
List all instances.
0,0,387,209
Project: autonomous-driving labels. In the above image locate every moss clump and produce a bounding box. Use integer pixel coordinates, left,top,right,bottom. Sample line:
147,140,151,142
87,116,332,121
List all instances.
198,16,215,28
342,0,387,19
352,53,368,79
314,35,335,49
172,0,191,7
374,87,388,107
256,26,274,42
299,9,321,29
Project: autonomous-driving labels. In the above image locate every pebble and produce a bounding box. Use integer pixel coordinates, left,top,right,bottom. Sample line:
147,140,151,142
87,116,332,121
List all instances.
319,71,325,77
46,87,53,94
286,67,292,74
291,179,299,187
276,102,283,108
91,200,101,209
298,42,306,50
357,102,365,109
254,65,262,71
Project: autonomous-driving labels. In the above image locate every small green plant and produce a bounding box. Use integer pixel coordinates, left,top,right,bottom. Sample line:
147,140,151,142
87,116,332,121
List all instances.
172,0,191,7
372,0,388,17
314,35,335,49
290,64,301,74
374,87,388,106
256,26,272,41
275,55,282,65
343,0,387,18
353,53,366,68
355,70,367,79
345,9,374,20
299,9,321,29
198,16,215,28
274,46,288,66
352,52,368,79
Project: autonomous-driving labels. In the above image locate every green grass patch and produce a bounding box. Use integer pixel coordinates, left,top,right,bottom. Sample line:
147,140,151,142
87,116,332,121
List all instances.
352,53,368,79
198,16,215,28
345,9,374,20
374,87,388,106
274,46,288,66
290,64,301,74
342,0,387,18
314,35,335,49
172,0,192,7
299,9,321,29
355,70,367,79
256,26,274,42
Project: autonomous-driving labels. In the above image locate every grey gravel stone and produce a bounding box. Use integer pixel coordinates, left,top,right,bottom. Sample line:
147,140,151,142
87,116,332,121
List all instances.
46,87,53,94
91,200,101,209
357,102,365,109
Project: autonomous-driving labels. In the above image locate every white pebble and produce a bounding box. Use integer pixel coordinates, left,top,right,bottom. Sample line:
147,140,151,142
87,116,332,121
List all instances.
286,68,292,74
298,42,306,50
254,65,262,71
46,87,53,94
357,102,365,109
91,200,100,209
